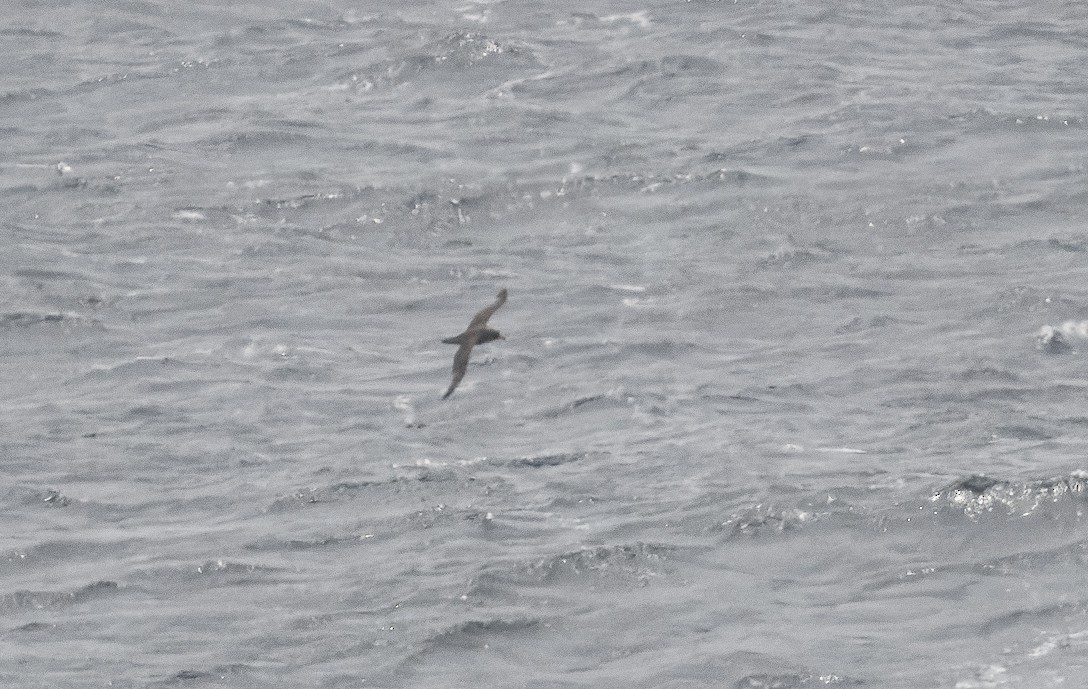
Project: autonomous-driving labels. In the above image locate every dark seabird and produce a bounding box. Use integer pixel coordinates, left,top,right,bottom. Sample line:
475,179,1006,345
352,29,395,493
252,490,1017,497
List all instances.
442,288,507,399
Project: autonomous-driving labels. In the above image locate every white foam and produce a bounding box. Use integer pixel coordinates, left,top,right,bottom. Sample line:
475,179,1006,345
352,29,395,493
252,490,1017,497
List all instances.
600,11,651,28
1039,320,1088,339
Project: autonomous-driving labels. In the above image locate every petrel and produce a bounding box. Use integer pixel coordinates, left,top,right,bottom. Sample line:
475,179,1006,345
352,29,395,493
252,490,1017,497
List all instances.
441,288,507,399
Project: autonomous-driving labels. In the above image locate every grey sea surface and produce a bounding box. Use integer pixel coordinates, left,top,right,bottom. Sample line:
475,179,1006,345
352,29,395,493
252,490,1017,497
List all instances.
3,1,1088,687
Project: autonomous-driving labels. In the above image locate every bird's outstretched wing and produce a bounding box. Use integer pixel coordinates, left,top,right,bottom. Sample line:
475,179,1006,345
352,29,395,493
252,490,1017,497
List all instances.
467,288,507,330
443,338,474,399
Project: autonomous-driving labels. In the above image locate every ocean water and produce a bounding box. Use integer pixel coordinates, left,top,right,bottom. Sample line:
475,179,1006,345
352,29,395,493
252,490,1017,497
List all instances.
3,1,1088,687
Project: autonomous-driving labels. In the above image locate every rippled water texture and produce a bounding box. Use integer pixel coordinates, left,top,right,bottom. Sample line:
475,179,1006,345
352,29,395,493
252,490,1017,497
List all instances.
4,1,1088,687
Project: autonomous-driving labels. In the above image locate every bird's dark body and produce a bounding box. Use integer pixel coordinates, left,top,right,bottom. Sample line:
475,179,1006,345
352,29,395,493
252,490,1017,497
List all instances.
442,328,503,346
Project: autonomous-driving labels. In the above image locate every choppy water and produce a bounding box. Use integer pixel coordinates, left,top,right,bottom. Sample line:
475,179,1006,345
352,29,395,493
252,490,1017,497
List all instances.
4,1,1088,687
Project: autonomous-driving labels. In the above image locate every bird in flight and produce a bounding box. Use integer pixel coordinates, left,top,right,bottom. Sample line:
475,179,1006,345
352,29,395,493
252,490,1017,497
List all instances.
441,288,507,399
